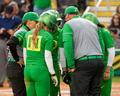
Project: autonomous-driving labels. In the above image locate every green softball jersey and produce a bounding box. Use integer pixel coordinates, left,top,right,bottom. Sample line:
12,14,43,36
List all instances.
49,28,62,96
14,25,29,46
34,0,51,9
50,28,62,64
98,28,114,66
23,29,53,68
50,29,59,63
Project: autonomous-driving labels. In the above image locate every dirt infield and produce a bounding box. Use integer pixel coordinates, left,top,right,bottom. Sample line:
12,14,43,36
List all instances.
0,82,120,96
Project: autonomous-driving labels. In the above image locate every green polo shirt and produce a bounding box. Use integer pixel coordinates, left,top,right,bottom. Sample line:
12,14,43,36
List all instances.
14,25,29,46
63,24,75,69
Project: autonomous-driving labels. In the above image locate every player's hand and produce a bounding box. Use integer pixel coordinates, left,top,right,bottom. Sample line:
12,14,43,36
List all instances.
17,59,24,68
51,75,58,87
68,68,75,73
103,66,111,80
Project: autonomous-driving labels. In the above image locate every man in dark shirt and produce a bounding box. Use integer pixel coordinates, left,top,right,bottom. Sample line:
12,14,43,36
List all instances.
0,5,21,41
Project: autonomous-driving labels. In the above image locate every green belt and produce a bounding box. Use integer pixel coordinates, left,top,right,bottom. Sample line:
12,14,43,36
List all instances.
78,55,103,61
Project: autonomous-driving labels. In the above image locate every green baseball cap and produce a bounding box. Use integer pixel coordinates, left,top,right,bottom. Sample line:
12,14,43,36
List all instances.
82,12,100,25
22,12,39,22
64,6,79,15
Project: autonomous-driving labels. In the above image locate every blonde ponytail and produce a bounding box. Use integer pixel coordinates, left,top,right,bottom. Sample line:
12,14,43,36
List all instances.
32,22,44,48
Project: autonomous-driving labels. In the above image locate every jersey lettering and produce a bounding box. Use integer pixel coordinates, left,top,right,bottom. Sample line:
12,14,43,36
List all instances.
53,40,58,50
27,35,42,51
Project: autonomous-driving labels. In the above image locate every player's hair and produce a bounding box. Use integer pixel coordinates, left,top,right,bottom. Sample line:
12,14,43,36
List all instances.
97,23,105,28
116,5,120,14
32,21,44,48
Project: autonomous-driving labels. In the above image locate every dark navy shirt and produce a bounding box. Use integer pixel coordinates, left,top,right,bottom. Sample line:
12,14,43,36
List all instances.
0,16,21,30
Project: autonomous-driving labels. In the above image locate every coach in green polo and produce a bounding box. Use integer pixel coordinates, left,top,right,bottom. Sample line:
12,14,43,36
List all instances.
62,6,104,96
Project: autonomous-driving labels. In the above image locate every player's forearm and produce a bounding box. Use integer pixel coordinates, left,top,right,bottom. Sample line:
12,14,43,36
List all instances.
7,36,19,62
59,47,66,68
23,48,26,65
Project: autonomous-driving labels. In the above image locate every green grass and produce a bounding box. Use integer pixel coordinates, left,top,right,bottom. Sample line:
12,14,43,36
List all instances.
113,76,120,82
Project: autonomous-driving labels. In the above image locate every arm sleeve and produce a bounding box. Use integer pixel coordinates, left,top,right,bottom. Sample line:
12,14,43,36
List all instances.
107,47,115,67
23,48,26,65
7,36,19,62
63,24,75,69
102,28,115,67
45,35,55,74
45,50,55,74
59,48,66,68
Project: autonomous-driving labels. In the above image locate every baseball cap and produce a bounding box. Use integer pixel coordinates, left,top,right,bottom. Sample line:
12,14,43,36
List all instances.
64,6,79,15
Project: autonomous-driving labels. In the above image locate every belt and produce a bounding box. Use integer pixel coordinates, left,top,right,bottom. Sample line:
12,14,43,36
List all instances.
78,55,103,61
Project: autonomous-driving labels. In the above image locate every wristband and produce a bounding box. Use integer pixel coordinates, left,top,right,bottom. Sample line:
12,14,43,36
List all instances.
51,74,56,76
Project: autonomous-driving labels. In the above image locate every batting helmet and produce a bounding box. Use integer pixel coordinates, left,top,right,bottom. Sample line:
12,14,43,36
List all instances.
47,10,62,21
39,12,57,29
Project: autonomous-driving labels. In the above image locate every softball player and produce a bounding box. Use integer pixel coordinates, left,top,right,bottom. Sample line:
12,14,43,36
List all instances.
82,12,115,96
7,12,39,96
41,10,62,96
23,12,58,96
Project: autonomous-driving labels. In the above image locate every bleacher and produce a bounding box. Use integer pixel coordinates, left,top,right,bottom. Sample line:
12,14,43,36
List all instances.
88,0,120,27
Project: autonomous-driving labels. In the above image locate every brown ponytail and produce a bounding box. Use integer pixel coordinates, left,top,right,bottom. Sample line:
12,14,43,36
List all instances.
32,21,44,48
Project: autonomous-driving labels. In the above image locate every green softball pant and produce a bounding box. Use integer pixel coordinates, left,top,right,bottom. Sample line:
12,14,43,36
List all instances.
24,66,50,96
101,68,114,96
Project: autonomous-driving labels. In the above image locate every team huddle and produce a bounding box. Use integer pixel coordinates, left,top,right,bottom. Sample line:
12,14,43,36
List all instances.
6,6,115,96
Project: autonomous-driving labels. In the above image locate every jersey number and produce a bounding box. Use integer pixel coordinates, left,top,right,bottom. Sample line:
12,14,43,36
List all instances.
27,35,42,51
